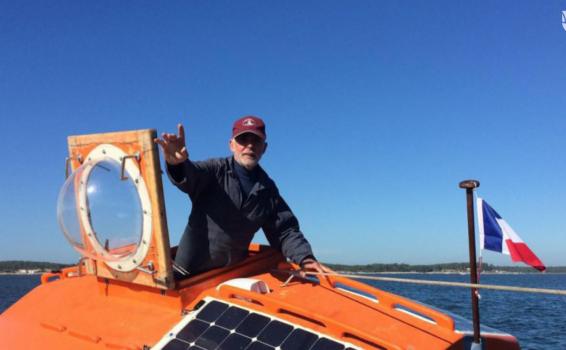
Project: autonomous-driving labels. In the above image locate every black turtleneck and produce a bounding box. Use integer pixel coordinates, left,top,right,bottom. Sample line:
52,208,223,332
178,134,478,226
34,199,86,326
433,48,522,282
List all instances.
233,160,259,199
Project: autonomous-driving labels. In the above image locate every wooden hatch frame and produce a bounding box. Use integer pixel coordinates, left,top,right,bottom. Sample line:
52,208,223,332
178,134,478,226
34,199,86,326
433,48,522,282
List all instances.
67,129,174,289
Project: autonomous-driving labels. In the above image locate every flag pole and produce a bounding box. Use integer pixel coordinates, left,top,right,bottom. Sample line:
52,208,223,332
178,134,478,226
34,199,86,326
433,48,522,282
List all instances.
459,179,481,346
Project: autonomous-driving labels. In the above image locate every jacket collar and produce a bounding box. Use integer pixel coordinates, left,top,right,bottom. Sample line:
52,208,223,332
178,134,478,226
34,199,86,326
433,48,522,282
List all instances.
228,156,271,192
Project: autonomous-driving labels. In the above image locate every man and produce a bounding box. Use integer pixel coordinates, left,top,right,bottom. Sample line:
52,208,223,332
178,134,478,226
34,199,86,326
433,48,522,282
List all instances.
155,116,330,277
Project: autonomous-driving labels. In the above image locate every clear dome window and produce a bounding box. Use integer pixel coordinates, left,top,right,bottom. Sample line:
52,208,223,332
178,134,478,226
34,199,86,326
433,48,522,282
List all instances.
57,144,152,271
86,159,142,254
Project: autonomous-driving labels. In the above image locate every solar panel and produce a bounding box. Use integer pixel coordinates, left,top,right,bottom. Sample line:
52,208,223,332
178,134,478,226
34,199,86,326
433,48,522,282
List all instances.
177,319,208,343
195,325,230,349
196,301,229,323
236,313,271,338
257,320,293,346
215,306,249,330
217,333,252,350
154,298,361,350
281,328,318,349
311,337,349,350
161,338,190,350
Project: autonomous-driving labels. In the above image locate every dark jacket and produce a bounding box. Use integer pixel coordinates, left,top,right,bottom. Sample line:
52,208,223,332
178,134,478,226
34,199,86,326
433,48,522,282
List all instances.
167,157,314,274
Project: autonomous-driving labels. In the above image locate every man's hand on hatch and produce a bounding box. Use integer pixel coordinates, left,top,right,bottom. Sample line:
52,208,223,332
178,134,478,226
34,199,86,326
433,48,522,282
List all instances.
154,123,188,165
300,257,334,277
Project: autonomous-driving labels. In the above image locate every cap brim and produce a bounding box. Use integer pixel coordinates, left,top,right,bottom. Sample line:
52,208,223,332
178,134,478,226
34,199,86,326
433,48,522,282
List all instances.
233,130,266,140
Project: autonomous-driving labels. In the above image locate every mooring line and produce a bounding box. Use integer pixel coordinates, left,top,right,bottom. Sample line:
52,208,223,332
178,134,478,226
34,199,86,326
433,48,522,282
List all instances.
299,271,566,296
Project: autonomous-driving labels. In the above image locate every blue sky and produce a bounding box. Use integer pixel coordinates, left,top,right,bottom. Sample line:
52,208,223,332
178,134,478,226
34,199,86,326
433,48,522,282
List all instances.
1,1,565,266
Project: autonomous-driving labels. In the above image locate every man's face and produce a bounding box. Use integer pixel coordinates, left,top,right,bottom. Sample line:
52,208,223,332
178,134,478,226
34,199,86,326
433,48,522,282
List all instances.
229,133,267,170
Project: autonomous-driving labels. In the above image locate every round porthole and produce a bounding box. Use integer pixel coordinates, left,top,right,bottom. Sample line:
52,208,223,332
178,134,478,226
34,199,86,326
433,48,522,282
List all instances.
57,144,152,271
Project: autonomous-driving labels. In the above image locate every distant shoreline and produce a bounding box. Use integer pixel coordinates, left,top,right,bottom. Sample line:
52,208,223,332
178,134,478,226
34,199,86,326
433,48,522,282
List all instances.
337,271,566,275
2,260,566,274
2,271,565,277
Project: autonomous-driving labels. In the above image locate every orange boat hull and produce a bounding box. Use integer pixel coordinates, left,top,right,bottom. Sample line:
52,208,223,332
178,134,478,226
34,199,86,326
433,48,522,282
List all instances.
0,246,520,350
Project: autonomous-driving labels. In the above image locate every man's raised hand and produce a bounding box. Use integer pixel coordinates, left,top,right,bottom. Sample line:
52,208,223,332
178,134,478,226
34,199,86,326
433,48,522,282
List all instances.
154,124,188,165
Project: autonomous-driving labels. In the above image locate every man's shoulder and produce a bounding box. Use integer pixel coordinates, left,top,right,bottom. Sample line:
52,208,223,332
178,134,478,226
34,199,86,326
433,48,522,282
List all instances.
193,157,230,168
192,157,235,178
256,166,278,192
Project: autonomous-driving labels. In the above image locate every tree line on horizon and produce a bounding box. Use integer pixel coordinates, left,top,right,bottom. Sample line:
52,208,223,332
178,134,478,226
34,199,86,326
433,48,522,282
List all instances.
2,260,565,273
0,261,71,272
325,262,566,273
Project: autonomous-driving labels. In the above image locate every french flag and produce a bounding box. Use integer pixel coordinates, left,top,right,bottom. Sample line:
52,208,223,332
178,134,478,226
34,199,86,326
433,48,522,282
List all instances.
477,198,546,272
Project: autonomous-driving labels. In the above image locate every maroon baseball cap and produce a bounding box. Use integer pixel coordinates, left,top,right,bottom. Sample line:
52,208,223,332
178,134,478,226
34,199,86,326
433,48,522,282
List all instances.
232,116,266,140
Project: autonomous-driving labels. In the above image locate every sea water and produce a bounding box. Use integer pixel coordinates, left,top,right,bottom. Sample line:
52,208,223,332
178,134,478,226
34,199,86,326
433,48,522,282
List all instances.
365,273,566,349
1,273,565,349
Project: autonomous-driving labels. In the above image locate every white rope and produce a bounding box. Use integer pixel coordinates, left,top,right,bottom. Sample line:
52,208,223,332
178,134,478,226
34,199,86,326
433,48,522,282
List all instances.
303,272,566,296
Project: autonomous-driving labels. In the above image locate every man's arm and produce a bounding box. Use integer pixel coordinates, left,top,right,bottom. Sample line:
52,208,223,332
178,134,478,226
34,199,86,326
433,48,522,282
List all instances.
165,160,213,198
155,123,213,198
262,194,332,274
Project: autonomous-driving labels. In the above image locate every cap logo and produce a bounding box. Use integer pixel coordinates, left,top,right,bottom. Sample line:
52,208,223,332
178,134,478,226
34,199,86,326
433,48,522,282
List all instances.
242,118,255,126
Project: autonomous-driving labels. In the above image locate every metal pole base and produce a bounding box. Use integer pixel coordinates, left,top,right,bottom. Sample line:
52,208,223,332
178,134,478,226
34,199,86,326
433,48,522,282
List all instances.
470,340,484,350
